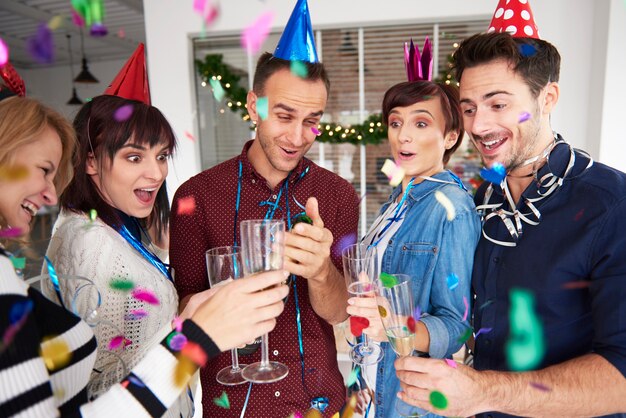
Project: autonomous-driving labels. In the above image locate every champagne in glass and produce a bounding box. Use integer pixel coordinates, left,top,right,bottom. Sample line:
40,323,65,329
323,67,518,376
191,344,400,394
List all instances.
342,243,384,365
239,219,289,383
206,246,247,385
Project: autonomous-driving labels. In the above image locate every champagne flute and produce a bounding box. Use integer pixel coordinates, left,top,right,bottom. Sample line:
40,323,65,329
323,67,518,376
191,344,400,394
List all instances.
239,219,289,383
376,273,428,418
206,246,247,385
342,243,384,365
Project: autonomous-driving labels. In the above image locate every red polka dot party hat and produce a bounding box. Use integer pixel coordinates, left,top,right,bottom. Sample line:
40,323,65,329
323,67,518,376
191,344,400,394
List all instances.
487,0,540,39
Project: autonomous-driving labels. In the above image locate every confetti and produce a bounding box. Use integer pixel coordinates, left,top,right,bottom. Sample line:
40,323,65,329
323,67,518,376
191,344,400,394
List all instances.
291,213,313,228
256,96,269,121
117,28,125,38
519,43,537,57
407,316,416,333
506,288,545,371
9,300,33,325
311,127,321,136
124,309,148,320
290,60,308,78
478,299,494,311
480,162,507,184
40,337,71,371
27,23,54,64
181,341,208,366
193,0,219,25
89,209,97,221
128,375,146,387
446,273,459,290
379,272,398,288
0,227,23,238
241,11,274,55
10,256,25,270
562,281,591,290
172,316,183,332
413,306,421,320
174,355,196,387
209,78,225,101
48,15,64,30
429,390,448,410
176,196,196,215
184,130,196,142
113,104,134,122
108,335,130,350
332,233,357,258
474,327,492,338
349,316,369,337
131,289,160,305
435,190,456,221
340,395,357,418
0,39,8,66
457,327,473,344
518,112,531,123
377,305,387,318
109,278,135,292
305,409,322,418
529,381,551,392
462,296,469,321
213,391,230,409
0,165,28,181
444,358,457,368
381,159,405,187
574,209,584,221
71,9,85,27
346,366,360,386
167,332,188,351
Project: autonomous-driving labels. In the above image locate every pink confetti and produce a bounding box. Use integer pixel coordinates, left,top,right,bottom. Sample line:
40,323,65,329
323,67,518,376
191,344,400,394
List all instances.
518,112,531,123
184,130,196,142
117,28,126,39
71,9,85,28
177,196,196,215
529,381,551,392
241,12,274,55
0,39,8,67
193,0,207,13
574,209,584,221
444,359,457,368
193,0,219,25
108,335,131,350
114,104,134,122
311,127,321,136
562,281,591,290
0,227,22,238
132,289,160,305
172,316,183,332
124,309,148,320
462,296,469,321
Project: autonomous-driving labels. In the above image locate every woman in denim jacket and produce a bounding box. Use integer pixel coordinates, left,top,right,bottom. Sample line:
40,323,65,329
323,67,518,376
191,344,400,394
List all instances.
347,80,481,417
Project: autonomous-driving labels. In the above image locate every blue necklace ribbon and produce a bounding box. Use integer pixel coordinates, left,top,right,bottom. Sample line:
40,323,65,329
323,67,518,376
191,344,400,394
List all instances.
118,224,172,282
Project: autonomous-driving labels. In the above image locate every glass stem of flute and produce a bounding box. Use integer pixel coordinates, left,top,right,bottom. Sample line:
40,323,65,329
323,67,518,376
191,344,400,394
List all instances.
260,333,270,368
362,331,371,351
230,348,240,371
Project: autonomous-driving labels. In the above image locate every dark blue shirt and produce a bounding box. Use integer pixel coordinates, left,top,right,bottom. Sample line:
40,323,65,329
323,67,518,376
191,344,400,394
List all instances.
472,138,626,418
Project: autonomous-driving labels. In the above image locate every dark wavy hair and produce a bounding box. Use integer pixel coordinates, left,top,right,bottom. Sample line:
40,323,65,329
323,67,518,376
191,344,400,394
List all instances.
382,81,464,165
61,95,176,241
252,52,330,95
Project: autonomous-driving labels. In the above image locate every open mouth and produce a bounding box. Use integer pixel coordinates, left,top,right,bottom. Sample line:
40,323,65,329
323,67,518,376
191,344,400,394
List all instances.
21,201,38,218
280,147,299,157
398,151,416,160
479,136,507,151
134,187,157,204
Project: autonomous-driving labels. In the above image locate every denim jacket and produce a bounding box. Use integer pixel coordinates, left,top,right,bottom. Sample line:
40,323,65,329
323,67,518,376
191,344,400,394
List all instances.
373,171,481,418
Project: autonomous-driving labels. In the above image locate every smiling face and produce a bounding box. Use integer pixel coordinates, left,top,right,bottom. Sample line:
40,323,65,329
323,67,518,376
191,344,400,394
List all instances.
247,68,327,187
387,97,458,188
459,59,557,172
88,140,170,219
0,127,62,234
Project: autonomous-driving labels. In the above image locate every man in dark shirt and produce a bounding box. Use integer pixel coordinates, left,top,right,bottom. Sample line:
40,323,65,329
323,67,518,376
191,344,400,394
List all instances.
393,32,626,418
169,2,359,415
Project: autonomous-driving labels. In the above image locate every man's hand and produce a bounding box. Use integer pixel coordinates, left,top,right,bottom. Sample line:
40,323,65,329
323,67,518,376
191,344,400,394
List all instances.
394,356,486,417
284,197,334,283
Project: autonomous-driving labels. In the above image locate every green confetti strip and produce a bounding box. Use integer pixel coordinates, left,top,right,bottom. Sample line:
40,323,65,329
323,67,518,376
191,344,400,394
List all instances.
109,278,135,292
506,288,545,371
290,60,308,78
346,365,360,387
256,96,269,121
379,272,398,288
10,256,25,270
429,390,448,410
213,391,230,409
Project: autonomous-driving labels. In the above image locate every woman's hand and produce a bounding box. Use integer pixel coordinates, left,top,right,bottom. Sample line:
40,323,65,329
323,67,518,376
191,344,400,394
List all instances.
190,270,290,351
347,294,388,342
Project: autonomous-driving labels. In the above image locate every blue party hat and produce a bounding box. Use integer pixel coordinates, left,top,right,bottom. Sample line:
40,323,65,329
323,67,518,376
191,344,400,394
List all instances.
273,0,318,63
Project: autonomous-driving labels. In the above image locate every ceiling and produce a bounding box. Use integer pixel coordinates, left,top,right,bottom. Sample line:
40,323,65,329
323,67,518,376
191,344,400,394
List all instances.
0,0,146,69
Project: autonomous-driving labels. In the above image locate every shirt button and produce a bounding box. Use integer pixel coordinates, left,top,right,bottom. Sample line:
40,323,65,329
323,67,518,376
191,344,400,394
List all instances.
272,194,277,199
274,391,280,397
251,179,256,184
273,350,279,356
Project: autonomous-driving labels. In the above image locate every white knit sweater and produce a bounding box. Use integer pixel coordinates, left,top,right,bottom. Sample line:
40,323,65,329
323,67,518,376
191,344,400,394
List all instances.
42,210,194,417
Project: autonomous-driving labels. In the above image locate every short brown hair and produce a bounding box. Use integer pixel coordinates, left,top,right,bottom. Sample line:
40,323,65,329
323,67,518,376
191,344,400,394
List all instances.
382,81,464,165
452,32,561,98
252,52,330,95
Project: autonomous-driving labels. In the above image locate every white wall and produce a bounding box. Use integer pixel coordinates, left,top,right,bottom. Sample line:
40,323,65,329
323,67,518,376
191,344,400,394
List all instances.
141,0,616,192
17,59,127,121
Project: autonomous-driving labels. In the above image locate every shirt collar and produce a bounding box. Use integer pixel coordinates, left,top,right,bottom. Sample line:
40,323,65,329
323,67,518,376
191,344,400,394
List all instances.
388,170,460,203
238,140,309,186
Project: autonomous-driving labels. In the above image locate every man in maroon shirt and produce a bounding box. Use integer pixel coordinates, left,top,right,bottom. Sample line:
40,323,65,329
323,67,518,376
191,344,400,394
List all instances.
170,39,360,418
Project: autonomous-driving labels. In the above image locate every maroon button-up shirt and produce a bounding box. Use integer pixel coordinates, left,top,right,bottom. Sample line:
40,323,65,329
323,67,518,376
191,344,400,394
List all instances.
170,141,359,417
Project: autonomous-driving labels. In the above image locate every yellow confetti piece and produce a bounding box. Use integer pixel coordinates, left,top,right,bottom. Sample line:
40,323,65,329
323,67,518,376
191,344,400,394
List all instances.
0,165,29,181
434,190,456,221
173,355,196,387
40,337,71,371
340,395,357,418
332,414,339,418
381,159,405,187
305,409,322,418
48,15,64,30
378,305,387,318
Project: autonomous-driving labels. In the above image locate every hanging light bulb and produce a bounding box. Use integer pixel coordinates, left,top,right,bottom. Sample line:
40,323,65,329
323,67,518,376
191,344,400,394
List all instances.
74,29,99,83
65,34,83,105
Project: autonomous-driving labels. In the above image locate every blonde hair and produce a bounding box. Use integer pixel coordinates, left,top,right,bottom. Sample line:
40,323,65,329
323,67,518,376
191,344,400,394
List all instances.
0,96,76,192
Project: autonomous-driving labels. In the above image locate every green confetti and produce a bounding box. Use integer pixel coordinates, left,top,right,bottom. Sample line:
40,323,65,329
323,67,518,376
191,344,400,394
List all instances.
290,60,308,78
506,288,545,371
346,365,360,387
256,96,269,121
10,256,26,270
213,391,230,409
379,272,398,288
209,78,226,101
89,209,97,222
456,326,473,344
429,390,448,410
109,278,135,292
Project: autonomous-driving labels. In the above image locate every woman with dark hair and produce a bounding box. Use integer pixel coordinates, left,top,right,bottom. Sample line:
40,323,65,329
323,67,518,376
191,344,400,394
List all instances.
0,94,289,417
346,55,481,416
